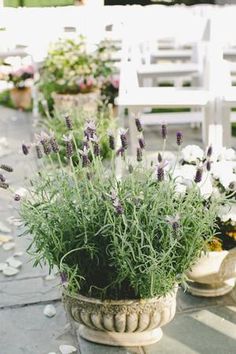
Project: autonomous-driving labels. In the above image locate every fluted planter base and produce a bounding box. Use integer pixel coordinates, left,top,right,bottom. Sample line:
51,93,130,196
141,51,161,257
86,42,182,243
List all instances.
79,325,163,346
187,279,235,297
63,287,177,347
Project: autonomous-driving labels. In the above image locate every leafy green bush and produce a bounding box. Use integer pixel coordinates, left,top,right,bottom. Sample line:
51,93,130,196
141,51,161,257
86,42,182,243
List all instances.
14,119,222,301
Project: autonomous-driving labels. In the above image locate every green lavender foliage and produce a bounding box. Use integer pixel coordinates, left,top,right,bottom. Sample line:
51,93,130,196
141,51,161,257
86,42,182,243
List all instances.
20,124,220,300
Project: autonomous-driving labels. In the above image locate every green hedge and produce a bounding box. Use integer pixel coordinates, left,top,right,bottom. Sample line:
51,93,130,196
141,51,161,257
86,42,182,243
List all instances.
4,0,74,7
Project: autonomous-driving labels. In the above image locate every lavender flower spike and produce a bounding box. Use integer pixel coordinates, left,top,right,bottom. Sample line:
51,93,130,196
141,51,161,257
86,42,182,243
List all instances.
158,153,162,163
194,167,203,183
108,130,115,150
0,164,13,172
116,147,125,157
49,132,59,153
176,131,183,146
35,145,43,159
138,136,145,150
161,124,167,140
14,194,21,201
120,128,128,150
0,174,6,182
22,143,30,155
156,161,168,182
137,147,142,162
79,149,90,167
166,214,180,233
36,132,52,156
206,160,211,172
135,116,143,132
207,145,213,158
64,114,73,130
63,134,73,159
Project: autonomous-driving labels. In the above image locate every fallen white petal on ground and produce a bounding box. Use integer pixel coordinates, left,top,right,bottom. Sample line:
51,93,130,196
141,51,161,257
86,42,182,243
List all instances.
0,223,11,233
45,274,56,281
6,257,22,269
3,266,19,276
0,263,8,271
13,251,24,257
59,345,77,354
3,242,15,251
43,304,57,318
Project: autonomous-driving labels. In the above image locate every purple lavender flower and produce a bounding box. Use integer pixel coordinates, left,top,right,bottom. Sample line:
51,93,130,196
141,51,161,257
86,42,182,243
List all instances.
137,147,142,162
63,135,73,159
35,145,43,159
161,124,167,140
60,272,68,284
135,117,143,132
22,143,30,155
206,160,211,172
116,147,125,157
113,198,124,215
79,149,90,167
0,174,6,182
138,136,145,150
158,153,162,163
36,132,52,156
84,120,96,139
49,133,59,153
156,161,168,182
194,167,203,183
207,145,213,158
0,182,9,189
64,114,73,130
176,131,183,146
128,164,134,173
14,194,21,201
166,214,180,233
108,130,115,150
0,164,13,172
120,128,128,150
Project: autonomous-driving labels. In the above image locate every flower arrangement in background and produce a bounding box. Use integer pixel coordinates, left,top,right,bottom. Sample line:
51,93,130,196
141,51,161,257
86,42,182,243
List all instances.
177,144,236,251
38,36,117,113
7,65,34,89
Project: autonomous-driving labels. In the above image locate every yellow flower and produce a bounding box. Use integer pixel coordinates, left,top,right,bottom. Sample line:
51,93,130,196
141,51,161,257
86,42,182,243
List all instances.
207,238,223,252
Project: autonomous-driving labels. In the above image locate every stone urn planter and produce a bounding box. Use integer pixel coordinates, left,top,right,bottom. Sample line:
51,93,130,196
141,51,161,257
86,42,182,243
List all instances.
63,287,178,347
187,248,236,297
52,91,100,113
10,87,32,110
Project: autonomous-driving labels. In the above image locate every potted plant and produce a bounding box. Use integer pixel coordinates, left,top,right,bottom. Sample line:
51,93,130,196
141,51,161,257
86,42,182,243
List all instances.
1,122,221,346
176,145,236,296
7,65,34,110
39,37,116,114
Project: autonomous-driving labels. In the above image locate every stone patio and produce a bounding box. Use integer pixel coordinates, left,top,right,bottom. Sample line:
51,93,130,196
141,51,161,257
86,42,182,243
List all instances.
0,107,236,354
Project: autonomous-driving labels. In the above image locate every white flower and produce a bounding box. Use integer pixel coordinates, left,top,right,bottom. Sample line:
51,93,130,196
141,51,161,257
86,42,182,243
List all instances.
175,183,187,196
211,161,233,180
219,173,236,190
181,145,204,163
218,148,236,161
218,204,236,223
173,165,196,183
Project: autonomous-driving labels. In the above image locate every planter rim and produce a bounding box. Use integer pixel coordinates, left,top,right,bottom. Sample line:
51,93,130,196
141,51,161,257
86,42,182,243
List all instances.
63,285,178,305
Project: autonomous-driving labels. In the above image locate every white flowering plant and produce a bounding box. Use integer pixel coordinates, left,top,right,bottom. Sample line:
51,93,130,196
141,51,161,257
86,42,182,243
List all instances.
178,144,236,251
39,36,116,112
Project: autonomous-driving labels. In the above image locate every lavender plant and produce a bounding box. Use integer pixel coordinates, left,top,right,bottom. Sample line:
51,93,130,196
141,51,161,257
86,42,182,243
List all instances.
2,118,222,300
41,105,114,164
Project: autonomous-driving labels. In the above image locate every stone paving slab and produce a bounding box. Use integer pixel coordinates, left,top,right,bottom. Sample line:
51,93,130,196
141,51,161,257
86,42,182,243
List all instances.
77,305,236,354
0,276,60,308
0,301,79,354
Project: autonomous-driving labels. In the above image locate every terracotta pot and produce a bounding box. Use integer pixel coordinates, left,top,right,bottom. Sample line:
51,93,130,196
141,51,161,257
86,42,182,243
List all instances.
10,87,32,110
52,91,100,114
63,287,177,347
187,248,236,297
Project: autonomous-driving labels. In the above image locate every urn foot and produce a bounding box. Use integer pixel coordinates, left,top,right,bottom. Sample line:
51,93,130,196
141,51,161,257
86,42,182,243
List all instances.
79,325,163,347
187,279,235,297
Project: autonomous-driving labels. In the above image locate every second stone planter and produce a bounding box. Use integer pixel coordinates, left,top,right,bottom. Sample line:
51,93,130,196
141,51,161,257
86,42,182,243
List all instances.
187,249,236,297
